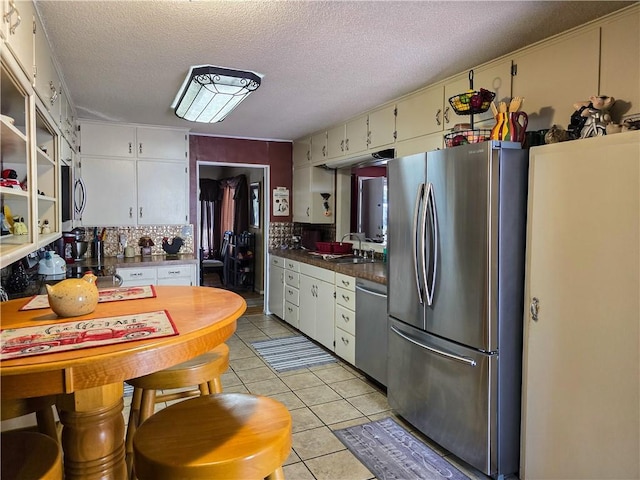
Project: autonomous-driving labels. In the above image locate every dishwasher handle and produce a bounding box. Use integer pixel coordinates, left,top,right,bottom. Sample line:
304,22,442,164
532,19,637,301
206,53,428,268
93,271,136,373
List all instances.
355,285,387,299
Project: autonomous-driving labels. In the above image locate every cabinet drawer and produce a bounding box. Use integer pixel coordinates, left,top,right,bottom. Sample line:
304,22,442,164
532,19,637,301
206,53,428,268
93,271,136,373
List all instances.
335,304,355,336
270,255,284,268
284,301,299,329
334,327,355,365
336,287,356,310
335,273,356,291
285,259,300,272
300,263,335,283
285,286,299,306
284,271,299,288
116,267,156,282
157,265,192,279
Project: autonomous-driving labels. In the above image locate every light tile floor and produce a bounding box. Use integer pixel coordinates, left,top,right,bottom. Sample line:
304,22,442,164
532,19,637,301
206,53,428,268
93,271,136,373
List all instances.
123,313,494,480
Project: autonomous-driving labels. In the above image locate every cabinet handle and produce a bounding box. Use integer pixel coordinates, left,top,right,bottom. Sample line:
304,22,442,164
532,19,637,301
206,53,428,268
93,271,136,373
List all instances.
128,142,132,154
530,297,540,321
341,336,349,345
139,207,143,218
306,150,311,161
443,106,450,124
342,313,350,322
366,131,371,145
129,207,133,218
49,81,58,105
306,207,310,217
288,306,293,313
435,108,442,126
342,294,350,302
9,11,21,35
139,143,143,154
322,145,326,157
4,1,16,24
340,140,344,152
341,279,350,287
345,138,349,151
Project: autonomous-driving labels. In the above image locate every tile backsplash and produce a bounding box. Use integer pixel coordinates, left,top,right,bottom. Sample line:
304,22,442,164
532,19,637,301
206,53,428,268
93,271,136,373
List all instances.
83,225,194,257
268,222,335,250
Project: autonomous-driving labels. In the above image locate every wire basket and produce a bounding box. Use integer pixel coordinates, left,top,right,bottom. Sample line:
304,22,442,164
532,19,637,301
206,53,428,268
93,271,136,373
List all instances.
444,129,492,148
448,89,495,115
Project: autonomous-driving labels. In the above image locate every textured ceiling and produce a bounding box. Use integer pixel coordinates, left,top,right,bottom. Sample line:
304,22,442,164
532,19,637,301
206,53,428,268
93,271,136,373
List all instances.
35,0,634,142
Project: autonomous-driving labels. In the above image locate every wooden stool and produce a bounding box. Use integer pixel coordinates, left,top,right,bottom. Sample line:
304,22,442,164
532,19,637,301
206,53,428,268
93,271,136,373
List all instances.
133,393,292,480
1,431,63,480
125,343,230,474
1,395,59,442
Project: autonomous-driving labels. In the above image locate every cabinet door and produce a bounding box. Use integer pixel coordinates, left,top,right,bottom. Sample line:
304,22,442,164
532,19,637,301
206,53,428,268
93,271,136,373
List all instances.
600,9,640,123
314,279,335,351
396,84,444,141
442,73,469,129
136,160,188,225
326,124,346,159
368,104,396,150
310,132,327,166
292,165,311,222
116,267,157,287
79,122,136,158
293,136,311,167
298,274,316,338
3,0,35,83
268,263,284,318
345,115,368,156
157,265,194,286
395,132,443,157
521,132,640,480
33,14,60,113
512,28,600,131
80,156,136,226
136,127,188,160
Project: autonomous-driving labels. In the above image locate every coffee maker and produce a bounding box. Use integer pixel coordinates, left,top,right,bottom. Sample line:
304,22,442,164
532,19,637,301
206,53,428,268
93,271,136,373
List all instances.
62,228,88,264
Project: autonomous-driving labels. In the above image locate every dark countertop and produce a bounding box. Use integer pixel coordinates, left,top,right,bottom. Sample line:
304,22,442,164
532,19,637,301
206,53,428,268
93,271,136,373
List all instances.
270,249,387,285
70,254,198,273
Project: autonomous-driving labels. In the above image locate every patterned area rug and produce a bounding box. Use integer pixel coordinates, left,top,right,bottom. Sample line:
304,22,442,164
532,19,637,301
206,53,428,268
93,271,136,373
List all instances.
334,417,471,480
251,336,337,372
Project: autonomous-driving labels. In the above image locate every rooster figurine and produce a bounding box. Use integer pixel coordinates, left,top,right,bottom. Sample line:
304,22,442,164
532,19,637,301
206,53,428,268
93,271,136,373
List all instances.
162,236,184,255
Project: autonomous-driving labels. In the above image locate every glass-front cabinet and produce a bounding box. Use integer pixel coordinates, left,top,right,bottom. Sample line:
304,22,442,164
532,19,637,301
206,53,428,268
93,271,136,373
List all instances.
1,50,60,267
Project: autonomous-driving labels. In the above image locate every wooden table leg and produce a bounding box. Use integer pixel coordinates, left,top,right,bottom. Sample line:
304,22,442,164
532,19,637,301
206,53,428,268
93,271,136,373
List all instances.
57,383,126,480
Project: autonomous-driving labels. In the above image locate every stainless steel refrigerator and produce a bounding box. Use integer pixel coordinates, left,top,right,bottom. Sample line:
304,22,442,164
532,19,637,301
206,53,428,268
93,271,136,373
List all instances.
387,141,528,478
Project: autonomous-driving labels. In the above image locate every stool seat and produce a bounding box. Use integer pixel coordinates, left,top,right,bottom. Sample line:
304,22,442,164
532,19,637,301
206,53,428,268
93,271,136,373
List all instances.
133,393,292,480
1,431,63,480
125,343,230,477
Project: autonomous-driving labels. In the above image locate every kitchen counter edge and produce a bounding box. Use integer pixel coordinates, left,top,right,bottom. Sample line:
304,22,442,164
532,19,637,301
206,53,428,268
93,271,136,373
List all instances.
270,249,387,285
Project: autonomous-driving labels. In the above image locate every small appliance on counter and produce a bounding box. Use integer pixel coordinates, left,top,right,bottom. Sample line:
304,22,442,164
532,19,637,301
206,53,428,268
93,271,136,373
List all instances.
62,228,88,263
38,251,66,278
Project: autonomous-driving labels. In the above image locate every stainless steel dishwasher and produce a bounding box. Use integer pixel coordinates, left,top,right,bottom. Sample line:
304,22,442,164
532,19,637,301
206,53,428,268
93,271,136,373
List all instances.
355,278,388,386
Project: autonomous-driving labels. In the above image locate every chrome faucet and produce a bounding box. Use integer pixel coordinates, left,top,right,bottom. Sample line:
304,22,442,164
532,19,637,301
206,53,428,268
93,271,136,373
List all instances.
340,232,362,256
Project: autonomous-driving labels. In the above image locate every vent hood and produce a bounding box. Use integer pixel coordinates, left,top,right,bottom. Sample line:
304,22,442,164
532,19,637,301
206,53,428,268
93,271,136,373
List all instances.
321,148,395,169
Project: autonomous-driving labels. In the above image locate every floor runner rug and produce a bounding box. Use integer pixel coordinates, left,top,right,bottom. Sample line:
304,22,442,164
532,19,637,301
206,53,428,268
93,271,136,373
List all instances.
251,336,337,372
334,417,471,480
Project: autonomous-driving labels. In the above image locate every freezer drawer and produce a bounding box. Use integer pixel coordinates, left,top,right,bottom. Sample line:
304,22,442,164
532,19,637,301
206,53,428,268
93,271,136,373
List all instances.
387,318,499,476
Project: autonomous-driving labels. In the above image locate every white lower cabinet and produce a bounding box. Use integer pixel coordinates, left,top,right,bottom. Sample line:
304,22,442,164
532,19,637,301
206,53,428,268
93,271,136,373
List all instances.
283,260,300,329
268,256,285,319
334,273,356,364
116,263,196,287
299,263,335,351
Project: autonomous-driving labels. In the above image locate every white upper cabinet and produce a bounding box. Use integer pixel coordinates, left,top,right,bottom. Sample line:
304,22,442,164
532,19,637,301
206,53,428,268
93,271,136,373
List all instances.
136,159,188,225
344,114,368,156
136,126,188,160
512,27,600,132
326,123,346,159
599,8,640,123
33,12,60,113
367,104,396,150
2,0,35,83
395,84,444,142
293,164,334,224
310,131,327,166
293,136,311,167
79,122,136,157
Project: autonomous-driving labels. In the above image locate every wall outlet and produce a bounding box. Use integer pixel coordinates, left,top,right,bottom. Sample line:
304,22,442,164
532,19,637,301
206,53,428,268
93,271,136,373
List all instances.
181,225,193,237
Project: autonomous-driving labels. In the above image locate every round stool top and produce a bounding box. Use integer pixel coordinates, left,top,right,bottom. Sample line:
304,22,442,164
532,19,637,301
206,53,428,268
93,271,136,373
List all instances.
1,431,62,480
134,393,292,480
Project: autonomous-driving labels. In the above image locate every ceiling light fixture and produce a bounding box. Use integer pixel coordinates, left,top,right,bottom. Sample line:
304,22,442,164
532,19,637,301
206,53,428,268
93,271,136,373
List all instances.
172,65,263,123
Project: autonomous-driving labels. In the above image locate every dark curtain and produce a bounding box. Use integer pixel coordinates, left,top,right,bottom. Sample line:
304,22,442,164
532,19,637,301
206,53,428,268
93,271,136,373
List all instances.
200,174,249,258
199,178,222,257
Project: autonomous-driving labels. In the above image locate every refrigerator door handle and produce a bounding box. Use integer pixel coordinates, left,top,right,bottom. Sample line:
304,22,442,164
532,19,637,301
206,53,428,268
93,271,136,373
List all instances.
413,183,425,305
424,182,438,306
390,325,477,367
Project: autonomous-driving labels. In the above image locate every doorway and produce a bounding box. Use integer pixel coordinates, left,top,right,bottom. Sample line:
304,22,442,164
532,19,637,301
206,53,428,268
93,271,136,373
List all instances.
197,161,269,314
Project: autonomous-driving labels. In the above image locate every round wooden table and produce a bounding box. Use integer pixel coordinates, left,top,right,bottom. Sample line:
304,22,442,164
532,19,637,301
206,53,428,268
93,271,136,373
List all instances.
1,286,246,480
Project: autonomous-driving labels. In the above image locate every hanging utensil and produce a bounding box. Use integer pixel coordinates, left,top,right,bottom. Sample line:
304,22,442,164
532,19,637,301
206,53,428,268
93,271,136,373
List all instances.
490,102,498,118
